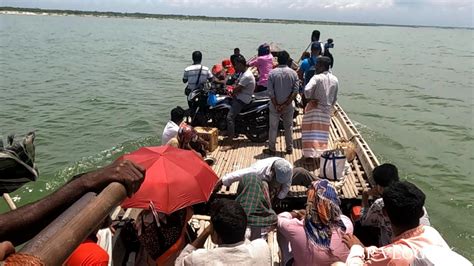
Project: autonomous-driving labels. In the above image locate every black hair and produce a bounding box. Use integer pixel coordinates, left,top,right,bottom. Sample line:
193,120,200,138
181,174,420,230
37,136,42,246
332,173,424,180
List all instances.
210,199,247,244
234,48,240,54
373,163,399,187
192,51,202,63
171,106,185,124
277,51,290,65
233,54,246,66
311,30,321,42
317,56,331,71
301,51,310,60
383,181,426,229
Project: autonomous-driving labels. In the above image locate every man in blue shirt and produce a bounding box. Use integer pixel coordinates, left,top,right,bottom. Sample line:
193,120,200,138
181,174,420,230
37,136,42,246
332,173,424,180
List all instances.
297,42,322,87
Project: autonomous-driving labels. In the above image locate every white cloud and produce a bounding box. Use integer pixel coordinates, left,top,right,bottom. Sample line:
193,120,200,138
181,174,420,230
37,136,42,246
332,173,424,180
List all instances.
160,0,395,10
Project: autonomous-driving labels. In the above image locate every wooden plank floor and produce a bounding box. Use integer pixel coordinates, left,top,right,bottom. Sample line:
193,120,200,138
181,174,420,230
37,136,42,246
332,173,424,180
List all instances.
210,103,376,200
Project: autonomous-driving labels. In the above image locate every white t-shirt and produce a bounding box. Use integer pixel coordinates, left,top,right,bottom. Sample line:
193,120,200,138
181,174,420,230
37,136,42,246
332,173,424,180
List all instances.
183,64,213,90
235,69,256,104
175,239,271,266
161,121,179,145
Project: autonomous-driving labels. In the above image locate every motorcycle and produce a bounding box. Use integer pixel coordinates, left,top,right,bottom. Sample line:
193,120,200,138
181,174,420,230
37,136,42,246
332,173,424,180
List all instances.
185,85,270,143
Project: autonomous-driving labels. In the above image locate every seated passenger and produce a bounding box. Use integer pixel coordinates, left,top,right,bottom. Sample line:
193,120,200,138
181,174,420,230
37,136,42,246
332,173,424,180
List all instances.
248,43,274,93
161,106,185,145
168,123,207,158
221,59,235,76
225,54,255,139
344,181,455,265
360,164,430,246
135,206,193,266
277,179,353,266
175,199,271,266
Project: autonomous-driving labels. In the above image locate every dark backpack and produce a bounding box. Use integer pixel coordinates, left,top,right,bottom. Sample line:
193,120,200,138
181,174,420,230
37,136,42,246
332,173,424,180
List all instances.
0,132,39,193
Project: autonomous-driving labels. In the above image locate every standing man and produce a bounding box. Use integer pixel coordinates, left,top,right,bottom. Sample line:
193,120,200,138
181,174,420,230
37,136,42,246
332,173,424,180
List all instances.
230,48,240,67
301,56,338,161
226,55,255,139
266,51,299,155
298,42,323,87
311,30,325,54
183,51,213,93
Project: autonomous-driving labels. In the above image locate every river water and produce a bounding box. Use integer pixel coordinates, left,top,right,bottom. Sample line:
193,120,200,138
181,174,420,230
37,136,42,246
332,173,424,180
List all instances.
0,14,473,259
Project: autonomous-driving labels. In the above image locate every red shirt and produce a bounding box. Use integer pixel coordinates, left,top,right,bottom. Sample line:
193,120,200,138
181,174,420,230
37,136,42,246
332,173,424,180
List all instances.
65,240,109,266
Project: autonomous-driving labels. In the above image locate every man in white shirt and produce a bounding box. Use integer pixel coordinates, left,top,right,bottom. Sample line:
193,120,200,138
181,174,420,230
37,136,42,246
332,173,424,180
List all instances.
226,54,255,138
161,106,184,145
183,51,213,92
217,157,293,200
175,199,271,266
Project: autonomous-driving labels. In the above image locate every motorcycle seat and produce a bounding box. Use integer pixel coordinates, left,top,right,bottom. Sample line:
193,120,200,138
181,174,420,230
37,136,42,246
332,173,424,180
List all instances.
241,98,269,113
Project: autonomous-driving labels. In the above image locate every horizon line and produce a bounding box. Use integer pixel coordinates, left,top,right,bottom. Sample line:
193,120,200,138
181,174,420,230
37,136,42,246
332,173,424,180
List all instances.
1,6,472,30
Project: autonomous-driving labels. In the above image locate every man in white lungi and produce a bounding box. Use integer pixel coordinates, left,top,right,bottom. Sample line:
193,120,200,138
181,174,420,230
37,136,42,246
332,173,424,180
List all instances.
301,56,338,160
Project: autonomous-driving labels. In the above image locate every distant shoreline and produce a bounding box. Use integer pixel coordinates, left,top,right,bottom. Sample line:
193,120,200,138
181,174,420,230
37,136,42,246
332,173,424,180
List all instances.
0,6,471,30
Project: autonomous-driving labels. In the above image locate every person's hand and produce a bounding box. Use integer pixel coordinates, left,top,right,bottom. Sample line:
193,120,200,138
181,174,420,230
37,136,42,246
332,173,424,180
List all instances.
212,179,223,194
0,241,15,261
307,100,318,110
291,209,306,220
363,188,378,198
343,234,364,249
80,160,146,197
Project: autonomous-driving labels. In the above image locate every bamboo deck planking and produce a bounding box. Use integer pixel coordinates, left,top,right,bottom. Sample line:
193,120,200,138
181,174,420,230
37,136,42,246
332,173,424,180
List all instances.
211,103,377,200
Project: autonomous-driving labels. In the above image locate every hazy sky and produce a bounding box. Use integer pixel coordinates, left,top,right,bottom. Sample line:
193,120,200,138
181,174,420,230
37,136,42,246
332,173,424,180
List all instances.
1,0,472,27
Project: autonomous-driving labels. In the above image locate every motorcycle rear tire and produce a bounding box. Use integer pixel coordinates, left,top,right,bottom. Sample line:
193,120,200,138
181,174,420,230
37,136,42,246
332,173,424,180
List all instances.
245,129,268,143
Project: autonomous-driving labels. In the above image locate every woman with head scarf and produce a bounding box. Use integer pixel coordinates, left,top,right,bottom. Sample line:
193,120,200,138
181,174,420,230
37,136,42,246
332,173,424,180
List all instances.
277,179,353,266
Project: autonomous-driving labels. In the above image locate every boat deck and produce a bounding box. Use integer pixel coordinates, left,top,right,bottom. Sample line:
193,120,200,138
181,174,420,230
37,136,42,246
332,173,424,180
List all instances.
211,103,379,200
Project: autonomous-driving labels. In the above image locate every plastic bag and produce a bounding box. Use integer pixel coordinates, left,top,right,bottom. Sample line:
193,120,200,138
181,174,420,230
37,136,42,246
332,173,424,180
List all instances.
207,92,217,107
319,149,347,181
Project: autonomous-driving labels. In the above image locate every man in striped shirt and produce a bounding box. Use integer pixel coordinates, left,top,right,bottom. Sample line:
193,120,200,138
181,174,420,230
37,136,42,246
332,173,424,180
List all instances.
183,51,213,91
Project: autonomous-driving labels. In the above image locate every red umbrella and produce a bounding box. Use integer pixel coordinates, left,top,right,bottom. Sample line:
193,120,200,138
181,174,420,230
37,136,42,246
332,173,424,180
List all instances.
119,145,218,214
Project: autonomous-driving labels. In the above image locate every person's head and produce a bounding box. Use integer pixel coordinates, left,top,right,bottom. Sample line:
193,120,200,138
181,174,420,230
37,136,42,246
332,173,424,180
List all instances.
170,106,185,124
233,54,247,73
233,48,240,55
301,51,311,60
210,199,247,245
177,123,198,148
311,30,321,42
277,51,290,66
268,159,292,197
192,51,202,64
315,56,331,74
304,179,346,248
257,43,270,56
212,64,225,80
324,39,334,50
310,42,322,57
373,163,399,195
383,181,426,232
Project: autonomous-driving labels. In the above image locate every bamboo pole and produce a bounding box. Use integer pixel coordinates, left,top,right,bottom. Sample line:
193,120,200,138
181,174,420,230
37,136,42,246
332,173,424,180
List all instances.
11,182,127,265
2,193,17,210
21,192,96,254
